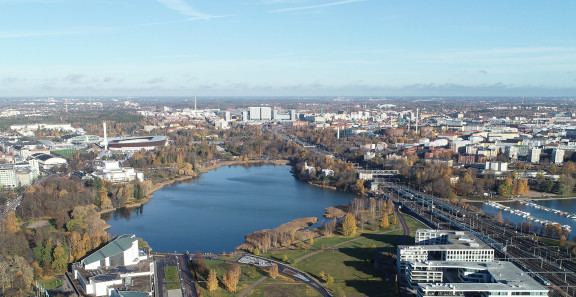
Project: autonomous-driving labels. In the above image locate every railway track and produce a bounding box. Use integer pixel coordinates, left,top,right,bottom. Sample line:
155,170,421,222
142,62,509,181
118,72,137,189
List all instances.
385,184,576,297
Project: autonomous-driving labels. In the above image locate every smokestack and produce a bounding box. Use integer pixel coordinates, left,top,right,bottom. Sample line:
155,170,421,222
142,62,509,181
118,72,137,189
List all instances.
194,96,197,111
337,127,340,139
103,122,108,150
415,108,419,135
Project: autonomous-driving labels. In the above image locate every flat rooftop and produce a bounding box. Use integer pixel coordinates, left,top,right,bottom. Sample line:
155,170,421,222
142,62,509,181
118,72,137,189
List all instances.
415,260,548,293
401,229,491,251
76,258,153,284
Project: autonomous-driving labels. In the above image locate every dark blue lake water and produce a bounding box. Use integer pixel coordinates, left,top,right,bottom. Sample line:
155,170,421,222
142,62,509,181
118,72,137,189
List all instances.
102,165,355,253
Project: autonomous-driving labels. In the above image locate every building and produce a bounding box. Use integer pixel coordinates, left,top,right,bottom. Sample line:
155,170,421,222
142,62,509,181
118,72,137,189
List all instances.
73,234,153,297
530,148,542,163
397,229,494,280
248,107,272,121
107,136,168,152
0,160,39,188
31,153,68,170
412,261,548,297
552,148,564,165
92,161,144,183
484,161,508,173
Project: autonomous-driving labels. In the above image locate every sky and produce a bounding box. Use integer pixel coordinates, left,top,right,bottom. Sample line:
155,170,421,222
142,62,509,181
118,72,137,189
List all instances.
1,0,575,97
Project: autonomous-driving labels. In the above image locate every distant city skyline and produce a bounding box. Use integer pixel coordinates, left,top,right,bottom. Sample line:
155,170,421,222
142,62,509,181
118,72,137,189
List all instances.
1,0,575,97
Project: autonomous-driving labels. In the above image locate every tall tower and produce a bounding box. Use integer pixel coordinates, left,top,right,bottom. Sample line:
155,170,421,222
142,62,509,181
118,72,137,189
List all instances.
415,108,419,135
194,96,197,111
103,122,108,150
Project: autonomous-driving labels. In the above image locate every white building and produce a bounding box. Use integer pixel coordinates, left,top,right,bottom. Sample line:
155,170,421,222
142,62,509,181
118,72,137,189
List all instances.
248,107,272,121
397,230,494,280
552,148,564,165
31,153,68,170
73,235,153,297
530,148,542,163
412,261,548,297
92,161,144,183
484,161,508,172
0,160,40,188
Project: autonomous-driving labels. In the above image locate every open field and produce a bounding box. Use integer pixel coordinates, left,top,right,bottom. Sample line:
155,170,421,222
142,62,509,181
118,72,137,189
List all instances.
52,149,78,158
236,215,428,297
38,276,62,290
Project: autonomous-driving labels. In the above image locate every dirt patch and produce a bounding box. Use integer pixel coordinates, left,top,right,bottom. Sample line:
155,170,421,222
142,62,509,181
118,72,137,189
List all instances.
28,220,49,229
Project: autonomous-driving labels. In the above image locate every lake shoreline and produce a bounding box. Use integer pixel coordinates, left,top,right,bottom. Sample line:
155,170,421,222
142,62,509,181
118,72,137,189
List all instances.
102,162,355,253
99,159,291,216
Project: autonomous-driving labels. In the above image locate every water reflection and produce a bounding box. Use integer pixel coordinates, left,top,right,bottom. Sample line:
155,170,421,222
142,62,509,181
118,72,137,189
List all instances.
103,165,355,253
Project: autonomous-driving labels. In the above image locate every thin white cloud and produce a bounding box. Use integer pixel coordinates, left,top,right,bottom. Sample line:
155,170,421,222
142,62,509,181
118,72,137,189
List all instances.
155,0,221,20
269,0,366,13
0,27,115,39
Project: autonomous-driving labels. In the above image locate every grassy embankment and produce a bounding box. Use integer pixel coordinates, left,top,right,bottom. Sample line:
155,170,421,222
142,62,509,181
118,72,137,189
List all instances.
192,215,427,297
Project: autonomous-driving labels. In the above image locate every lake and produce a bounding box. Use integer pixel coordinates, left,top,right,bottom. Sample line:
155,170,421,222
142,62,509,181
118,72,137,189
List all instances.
102,164,355,253
475,198,576,238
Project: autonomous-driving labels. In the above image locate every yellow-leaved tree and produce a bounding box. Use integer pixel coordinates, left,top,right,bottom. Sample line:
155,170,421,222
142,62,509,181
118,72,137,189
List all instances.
207,269,218,292
342,213,357,237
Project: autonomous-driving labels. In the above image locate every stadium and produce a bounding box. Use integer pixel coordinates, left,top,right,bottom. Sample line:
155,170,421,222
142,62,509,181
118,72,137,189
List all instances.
107,136,168,152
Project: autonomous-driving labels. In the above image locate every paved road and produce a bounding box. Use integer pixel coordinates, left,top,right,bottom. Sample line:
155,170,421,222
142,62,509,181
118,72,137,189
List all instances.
0,195,21,219
244,255,333,297
176,254,197,297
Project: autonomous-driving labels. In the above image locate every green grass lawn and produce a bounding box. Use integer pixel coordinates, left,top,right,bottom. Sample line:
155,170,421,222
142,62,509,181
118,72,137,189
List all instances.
246,282,322,297
52,149,78,158
247,213,428,297
38,277,62,290
198,283,251,297
164,266,179,282
166,283,181,290
195,260,267,282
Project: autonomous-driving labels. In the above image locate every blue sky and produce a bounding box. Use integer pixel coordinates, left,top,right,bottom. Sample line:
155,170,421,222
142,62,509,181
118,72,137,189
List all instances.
1,0,575,97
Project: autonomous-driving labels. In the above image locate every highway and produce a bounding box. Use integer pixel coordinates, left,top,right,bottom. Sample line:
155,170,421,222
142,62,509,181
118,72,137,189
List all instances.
386,184,576,297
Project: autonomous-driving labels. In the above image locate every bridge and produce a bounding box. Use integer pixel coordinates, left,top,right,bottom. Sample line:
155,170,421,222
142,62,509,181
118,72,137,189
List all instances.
358,169,399,180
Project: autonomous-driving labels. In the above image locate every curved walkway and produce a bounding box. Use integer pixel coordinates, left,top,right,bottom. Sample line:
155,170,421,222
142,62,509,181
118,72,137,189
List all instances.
237,276,267,297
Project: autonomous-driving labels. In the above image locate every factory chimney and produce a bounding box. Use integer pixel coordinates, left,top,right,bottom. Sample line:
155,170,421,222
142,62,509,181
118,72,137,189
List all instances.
103,122,108,150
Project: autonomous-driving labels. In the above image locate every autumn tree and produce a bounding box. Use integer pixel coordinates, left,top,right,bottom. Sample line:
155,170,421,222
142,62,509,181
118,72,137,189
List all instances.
4,212,20,233
268,263,279,279
498,178,513,198
392,212,398,225
207,269,218,291
355,179,365,195
387,199,395,215
194,251,207,274
342,213,357,237
222,264,241,292
380,212,390,228
495,211,503,223
52,243,68,274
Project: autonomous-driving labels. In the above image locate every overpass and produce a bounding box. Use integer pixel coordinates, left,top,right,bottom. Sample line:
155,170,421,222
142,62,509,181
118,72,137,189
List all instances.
358,169,399,180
